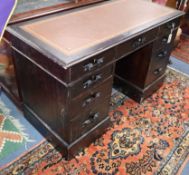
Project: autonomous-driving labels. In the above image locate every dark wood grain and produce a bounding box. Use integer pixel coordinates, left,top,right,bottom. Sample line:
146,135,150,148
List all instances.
115,43,154,89
114,74,165,103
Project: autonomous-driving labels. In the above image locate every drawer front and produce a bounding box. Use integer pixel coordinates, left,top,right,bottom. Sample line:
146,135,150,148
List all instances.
69,76,113,119
152,48,170,66
70,49,115,81
70,64,113,98
145,60,167,86
159,18,180,36
117,28,158,59
153,28,177,51
69,98,110,142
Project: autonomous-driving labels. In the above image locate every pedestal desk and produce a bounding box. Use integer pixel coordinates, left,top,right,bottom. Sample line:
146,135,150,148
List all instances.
4,0,184,159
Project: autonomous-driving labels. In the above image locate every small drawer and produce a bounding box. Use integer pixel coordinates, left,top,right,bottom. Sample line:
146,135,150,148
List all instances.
70,49,115,81
117,28,158,59
69,98,110,142
68,76,113,119
150,48,171,71
154,49,170,60
158,18,180,36
153,34,172,50
70,64,113,98
153,28,178,51
145,64,166,86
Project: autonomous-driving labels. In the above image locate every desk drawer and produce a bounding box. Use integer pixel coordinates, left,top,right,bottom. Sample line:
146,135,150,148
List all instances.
69,76,113,119
159,18,180,36
70,64,113,98
145,59,167,86
70,49,115,81
153,28,177,51
117,28,158,59
152,48,170,65
69,98,110,142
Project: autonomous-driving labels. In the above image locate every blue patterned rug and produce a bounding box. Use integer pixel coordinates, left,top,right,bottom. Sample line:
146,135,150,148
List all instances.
0,91,44,170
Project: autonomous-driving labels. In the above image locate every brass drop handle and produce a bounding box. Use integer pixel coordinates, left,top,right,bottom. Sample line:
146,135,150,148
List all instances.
83,74,102,89
95,75,102,81
162,36,168,43
84,63,94,71
83,80,93,89
96,58,104,65
82,113,99,127
158,51,168,58
82,92,101,107
154,67,163,75
132,36,146,49
83,57,104,72
167,22,176,29
90,113,99,120
82,119,91,127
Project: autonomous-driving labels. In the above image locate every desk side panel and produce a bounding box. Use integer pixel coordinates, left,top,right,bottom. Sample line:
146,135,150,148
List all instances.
13,50,70,142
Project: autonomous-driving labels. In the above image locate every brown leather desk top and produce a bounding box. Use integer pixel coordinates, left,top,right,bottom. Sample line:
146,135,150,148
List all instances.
10,0,183,68
22,0,174,54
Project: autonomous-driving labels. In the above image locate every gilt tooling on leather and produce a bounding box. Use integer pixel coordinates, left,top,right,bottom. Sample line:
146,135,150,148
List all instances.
22,0,174,56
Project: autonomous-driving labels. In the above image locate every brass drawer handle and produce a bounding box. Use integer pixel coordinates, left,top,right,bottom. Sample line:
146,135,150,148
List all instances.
82,113,99,128
154,67,163,75
83,74,102,89
157,51,168,58
167,22,176,30
82,92,101,107
83,57,104,72
132,36,146,49
83,80,93,89
161,36,168,43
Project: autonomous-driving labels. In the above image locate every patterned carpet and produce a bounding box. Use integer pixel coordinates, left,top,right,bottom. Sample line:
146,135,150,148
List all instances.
172,35,189,64
0,91,44,173
0,68,189,175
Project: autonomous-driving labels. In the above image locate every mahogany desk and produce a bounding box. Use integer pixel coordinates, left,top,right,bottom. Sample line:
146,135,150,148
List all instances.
4,0,184,159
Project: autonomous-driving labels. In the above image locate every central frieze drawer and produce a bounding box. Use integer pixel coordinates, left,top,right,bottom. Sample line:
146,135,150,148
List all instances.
70,64,113,98
68,76,113,120
70,49,115,81
116,28,158,59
